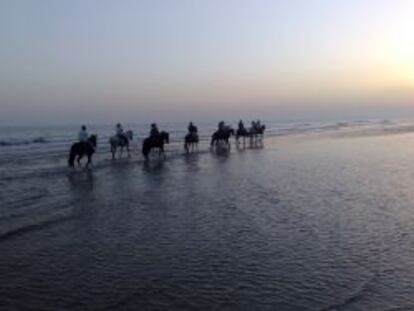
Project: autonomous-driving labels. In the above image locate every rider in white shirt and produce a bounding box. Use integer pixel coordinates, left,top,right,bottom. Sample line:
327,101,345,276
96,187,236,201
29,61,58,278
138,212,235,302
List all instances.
116,123,124,135
78,125,88,143
116,123,126,143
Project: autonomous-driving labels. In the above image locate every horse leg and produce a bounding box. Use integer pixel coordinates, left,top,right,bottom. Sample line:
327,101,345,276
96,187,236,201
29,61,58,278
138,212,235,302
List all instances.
161,146,166,159
119,146,123,159
86,155,92,168
77,154,83,167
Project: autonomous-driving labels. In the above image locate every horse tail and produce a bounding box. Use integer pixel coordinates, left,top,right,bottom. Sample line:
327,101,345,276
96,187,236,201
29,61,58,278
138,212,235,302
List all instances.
68,144,76,167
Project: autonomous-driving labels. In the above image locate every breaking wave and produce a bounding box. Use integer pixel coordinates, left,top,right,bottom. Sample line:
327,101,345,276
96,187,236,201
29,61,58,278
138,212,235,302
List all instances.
0,137,48,147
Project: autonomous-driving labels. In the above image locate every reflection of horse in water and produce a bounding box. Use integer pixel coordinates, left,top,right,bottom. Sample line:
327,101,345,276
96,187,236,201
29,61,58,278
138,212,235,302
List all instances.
68,135,97,168
109,130,133,159
211,127,234,149
184,133,199,153
142,131,170,160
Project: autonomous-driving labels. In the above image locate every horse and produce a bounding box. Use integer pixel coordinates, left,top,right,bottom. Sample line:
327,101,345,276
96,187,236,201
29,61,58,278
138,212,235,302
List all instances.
235,127,249,145
68,135,97,168
249,124,266,144
109,130,133,159
142,131,170,160
210,127,234,148
184,133,199,153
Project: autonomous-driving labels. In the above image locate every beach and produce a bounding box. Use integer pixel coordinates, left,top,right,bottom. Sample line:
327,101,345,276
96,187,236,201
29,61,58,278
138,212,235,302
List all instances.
2,122,414,310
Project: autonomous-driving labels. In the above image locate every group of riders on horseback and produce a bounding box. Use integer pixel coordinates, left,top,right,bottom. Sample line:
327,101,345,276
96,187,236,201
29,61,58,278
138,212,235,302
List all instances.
68,120,265,168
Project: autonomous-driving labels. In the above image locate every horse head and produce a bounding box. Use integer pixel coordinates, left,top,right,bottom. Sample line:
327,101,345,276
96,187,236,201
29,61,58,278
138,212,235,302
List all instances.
125,130,133,140
259,125,265,134
161,131,170,144
89,134,98,147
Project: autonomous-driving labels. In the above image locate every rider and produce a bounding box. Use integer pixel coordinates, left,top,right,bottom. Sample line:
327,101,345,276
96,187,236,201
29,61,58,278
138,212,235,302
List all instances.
116,123,126,143
218,121,225,132
79,125,88,142
251,121,257,132
78,125,89,150
256,120,261,130
150,123,160,139
238,120,246,135
186,121,198,143
188,122,198,135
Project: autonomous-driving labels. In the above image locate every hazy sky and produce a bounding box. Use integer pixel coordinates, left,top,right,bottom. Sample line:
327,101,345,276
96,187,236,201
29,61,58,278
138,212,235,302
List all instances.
1,0,414,124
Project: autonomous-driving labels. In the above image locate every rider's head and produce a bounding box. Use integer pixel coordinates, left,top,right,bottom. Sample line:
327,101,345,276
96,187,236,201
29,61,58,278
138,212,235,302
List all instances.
81,125,86,130
151,123,157,128
116,123,121,128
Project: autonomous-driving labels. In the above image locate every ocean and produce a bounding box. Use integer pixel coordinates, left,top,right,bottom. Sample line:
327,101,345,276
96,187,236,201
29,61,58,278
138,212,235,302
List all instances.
2,119,414,310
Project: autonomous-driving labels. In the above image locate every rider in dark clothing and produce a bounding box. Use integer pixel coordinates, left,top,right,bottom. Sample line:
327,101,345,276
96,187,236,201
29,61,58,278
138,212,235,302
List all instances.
188,122,198,134
251,121,257,132
187,122,198,142
256,120,261,131
78,125,90,152
238,120,246,135
218,121,225,132
150,123,160,139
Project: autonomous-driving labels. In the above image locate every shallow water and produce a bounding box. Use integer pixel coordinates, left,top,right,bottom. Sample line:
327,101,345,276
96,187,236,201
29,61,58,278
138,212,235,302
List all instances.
2,122,414,310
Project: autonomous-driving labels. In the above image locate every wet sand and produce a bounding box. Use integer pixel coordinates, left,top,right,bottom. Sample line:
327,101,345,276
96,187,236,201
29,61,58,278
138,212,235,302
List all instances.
2,132,414,310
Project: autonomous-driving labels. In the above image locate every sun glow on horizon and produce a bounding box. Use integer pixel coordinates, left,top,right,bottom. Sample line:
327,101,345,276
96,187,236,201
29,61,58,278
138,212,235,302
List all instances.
2,0,414,124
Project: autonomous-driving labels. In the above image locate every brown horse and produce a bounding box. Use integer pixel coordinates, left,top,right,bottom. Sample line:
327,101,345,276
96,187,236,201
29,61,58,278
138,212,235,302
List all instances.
68,135,97,168
142,131,170,160
210,127,234,148
184,133,199,153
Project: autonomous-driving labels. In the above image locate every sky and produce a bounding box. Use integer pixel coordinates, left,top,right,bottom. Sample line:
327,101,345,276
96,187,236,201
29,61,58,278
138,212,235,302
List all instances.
1,0,414,125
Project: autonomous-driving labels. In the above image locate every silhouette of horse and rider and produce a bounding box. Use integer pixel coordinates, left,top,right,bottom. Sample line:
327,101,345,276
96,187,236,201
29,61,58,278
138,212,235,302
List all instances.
109,123,133,159
142,123,170,160
68,125,97,168
236,120,266,146
68,120,265,167
184,122,199,153
210,121,234,149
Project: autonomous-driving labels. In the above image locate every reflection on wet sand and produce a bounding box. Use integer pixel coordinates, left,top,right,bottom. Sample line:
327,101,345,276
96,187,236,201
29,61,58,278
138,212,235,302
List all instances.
3,133,414,310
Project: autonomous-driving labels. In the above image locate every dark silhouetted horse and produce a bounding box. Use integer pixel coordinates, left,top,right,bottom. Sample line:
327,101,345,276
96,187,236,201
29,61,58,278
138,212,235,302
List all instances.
184,133,199,153
142,131,169,160
249,124,266,144
68,135,97,168
236,127,249,145
109,130,133,159
211,127,234,148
